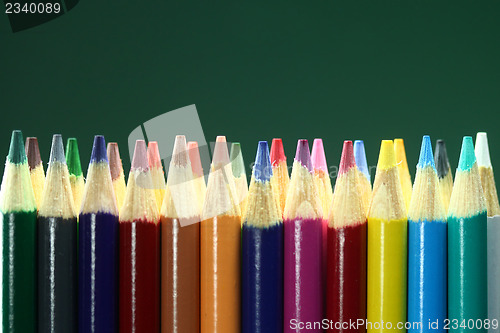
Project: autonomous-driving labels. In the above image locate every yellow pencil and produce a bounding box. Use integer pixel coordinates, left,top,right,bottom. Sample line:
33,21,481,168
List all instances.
394,138,412,212
367,140,407,333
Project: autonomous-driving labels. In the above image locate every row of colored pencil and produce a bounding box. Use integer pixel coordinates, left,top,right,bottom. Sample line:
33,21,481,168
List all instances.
1,131,498,333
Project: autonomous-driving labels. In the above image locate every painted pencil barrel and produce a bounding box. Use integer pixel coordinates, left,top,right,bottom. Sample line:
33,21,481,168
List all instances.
488,216,500,333
284,218,323,333
408,221,447,333
200,215,241,333
242,224,284,333
161,217,200,333
448,214,488,333
78,213,119,333
326,223,367,333
1,211,37,332
367,218,407,333
37,217,78,333
119,221,160,333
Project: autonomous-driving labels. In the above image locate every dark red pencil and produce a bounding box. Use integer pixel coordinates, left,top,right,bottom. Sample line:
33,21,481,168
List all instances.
119,140,160,333
326,141,367,333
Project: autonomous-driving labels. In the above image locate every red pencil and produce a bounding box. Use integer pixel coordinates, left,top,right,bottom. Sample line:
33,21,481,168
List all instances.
119,140,160,333
326,141,367,333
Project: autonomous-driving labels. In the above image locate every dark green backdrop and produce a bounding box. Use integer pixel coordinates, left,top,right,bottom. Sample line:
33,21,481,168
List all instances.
1,1,499,182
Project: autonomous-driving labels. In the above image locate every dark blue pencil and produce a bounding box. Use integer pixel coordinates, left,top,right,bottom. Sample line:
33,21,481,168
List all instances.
78,136,119,333
242,141,283,333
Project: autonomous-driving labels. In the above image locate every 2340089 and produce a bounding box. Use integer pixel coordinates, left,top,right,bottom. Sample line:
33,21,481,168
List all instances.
5,2,61,14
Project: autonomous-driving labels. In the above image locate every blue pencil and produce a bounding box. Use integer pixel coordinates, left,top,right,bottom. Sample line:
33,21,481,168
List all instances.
354,140,372,213
242,141,283,333
79,136,119,333
408,136,447,333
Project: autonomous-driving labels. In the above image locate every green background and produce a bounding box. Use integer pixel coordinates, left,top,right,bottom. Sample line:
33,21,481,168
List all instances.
1,0,499,182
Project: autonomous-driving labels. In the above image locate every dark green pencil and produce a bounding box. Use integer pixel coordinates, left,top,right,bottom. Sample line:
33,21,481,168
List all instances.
0,130,37,332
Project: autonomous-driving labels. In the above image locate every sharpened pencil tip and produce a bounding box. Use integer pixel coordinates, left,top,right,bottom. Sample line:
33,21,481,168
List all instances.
434,139,451,179
295,139,312,172
417,135,435,168
90,135,107,163
107,143,123,180
270,138,286,165
354,140,370,181
311,138,328,172
254,141,272,182
66,138,82,176
230,143,246,177
25,137,42,170
458,136,476,171
131,140,149,171
339,141,355,175
212,136,230,166
8,130,26,164
475,132,491,168
147,141,162,168
187,141,204,177
49,134,66,164
172,135,189,167
377,140,396,170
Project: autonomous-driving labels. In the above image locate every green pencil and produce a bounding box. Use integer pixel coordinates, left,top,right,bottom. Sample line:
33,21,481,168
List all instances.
448,136,487,333
0,130,37,332
66,138,84,213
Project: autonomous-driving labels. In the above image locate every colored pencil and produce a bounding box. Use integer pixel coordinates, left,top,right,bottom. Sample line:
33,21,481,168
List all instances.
394,138,412,212
0,130,37,332
270,138,290,215
354,140,372,213
242,141,283,333
448,136,487,333
284,139,323,333
188,141,207,213
66,137,85,213
161,135,201,333
119,140,160,333
435,140,453,213
408,136,447,333
326,140,367,333
475,132,500,333
25,136,45,209
311,138,333,219
201,136,242,333
78,135,119,333
38,134,78,333
107,142,127,212
148,141,166,212
230,142,248,217
367,140,407,333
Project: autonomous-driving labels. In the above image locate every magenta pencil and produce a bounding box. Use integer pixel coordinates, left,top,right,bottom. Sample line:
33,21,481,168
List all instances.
284,139,324,333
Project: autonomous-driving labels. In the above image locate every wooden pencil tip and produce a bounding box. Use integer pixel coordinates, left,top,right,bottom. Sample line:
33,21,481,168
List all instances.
230,142,246,177
172,135,189,167
90,135,107,163
107,142,123,180
131,140,149,171
458,136,476,171
253,141,272,182
147,141,162,168
25,137,42,170
311,138,328,172
377,140,396,170
294,139,312,172
49,134,66,164
434,139,451,179
394,138,409,170
212,137,230,166
187,141,204,176
270,138,286,166
65,138,82,176
7,130,26,164
475,132,491,168
417,135,435,168
354,140,370,181
339,140,355,175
